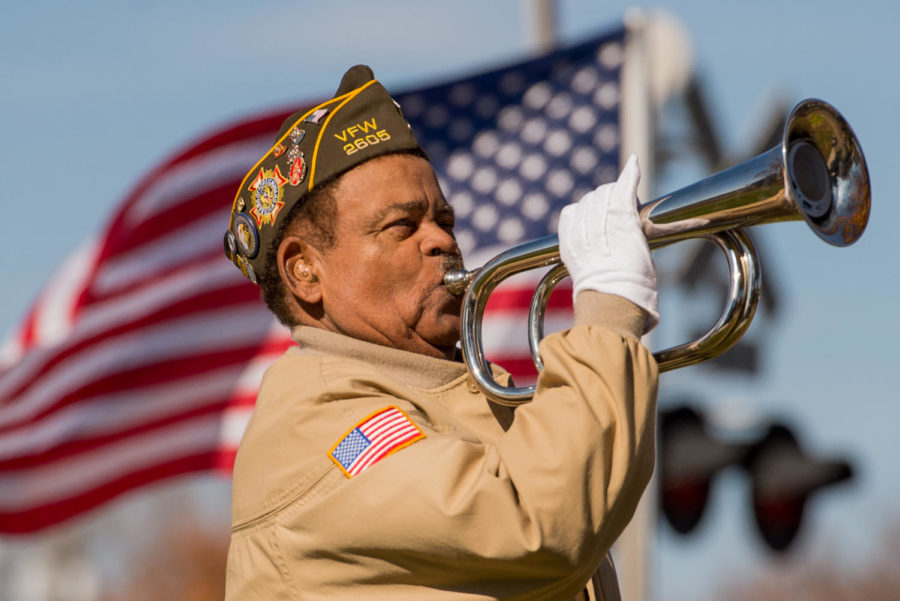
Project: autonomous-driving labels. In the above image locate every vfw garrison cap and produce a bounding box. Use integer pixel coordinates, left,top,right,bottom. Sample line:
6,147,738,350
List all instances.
224,65,425,284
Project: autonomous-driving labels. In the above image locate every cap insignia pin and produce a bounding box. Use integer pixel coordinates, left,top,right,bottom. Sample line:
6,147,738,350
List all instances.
289,152,307,186
224,231,237,260
232,213,260,258
304,108,329,124
289,127,306,143
248,166,288,228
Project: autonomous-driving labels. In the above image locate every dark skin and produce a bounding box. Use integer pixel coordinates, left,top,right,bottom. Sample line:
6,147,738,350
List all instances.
277,154,464,360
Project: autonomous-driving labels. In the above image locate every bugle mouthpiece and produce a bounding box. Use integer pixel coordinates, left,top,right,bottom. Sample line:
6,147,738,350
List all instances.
444,269,477,296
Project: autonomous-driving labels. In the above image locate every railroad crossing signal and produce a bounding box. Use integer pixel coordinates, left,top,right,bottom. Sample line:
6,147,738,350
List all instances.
659,405,854,551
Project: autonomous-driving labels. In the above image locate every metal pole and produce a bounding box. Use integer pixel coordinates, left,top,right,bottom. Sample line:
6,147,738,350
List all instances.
615,10,655,601
530,0,557,52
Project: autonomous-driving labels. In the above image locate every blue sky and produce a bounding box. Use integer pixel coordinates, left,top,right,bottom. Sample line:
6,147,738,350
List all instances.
1,1,898,599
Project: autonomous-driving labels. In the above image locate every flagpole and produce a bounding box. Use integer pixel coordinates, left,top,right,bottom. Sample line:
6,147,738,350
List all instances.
616,9,655,601
524,9,656,597
617,10,696,601
529,0,557,53
526,2,658,598
526,3,657,598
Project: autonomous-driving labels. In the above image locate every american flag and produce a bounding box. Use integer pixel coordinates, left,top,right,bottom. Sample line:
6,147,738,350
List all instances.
397,27,625,378
0,26,625,533
329,406,425,478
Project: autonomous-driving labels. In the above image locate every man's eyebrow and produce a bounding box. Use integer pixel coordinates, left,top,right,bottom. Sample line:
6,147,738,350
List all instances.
435,202,455,219
375,199,429,220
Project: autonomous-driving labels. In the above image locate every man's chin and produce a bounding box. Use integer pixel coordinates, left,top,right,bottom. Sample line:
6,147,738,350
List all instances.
431,321,461,348
418,291,462,354
422,315,461,353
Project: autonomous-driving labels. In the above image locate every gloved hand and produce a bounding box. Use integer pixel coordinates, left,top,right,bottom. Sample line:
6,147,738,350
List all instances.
558,154,659,333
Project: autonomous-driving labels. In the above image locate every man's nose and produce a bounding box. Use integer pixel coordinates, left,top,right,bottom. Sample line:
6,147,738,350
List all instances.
422,222,459,257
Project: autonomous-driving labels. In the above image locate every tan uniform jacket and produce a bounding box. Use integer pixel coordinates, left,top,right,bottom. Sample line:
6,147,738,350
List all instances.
226,293,658,601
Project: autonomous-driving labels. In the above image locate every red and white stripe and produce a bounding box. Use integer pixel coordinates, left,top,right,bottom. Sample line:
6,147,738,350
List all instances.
346,407,424,477
0,108,304,534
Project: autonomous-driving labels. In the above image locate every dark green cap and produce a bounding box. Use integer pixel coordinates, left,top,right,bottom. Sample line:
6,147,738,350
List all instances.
224,65,424,284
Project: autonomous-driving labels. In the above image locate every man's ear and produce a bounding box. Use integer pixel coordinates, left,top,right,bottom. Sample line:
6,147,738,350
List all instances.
278,234,324,304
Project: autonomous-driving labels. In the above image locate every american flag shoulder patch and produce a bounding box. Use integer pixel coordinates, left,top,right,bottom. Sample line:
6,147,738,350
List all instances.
328,406,425,478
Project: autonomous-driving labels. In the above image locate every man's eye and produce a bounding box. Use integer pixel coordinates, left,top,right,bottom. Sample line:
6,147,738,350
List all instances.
388,219,416,231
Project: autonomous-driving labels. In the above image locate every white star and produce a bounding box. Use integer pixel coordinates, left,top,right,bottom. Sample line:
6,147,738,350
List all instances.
573,66,600,94
498,106,525,131
472,167,498,194
523,82,552,110
496,142,523,169
520,154,548,181
547,169,574,197
594,82,619,110
448,153,475,181
496,179,523,206
473,204,499,231
570,146,599,174
498,217,526,243
522,118,548,145
544,129,572,157
547,92,574,119
473,131,500,157
569,106,597,134
598,42,624,69
522,193,549,220
451,191,474,218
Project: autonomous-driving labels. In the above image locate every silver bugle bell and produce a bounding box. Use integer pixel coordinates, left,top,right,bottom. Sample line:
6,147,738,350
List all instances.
445,98,870,406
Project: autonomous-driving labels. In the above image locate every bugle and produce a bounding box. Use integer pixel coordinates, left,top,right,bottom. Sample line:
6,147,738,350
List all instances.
444,98,870,406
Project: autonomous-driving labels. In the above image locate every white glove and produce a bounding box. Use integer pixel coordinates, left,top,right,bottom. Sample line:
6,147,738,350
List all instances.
558,154,659,332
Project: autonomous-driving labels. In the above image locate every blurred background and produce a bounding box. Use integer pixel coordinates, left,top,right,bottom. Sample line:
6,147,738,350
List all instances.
1,1,897,600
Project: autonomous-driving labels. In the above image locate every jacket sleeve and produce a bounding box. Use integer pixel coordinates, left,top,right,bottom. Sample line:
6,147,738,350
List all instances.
272,295,658,601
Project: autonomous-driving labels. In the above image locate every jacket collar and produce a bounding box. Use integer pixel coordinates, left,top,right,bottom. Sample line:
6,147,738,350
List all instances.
290,326,473,390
